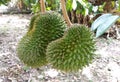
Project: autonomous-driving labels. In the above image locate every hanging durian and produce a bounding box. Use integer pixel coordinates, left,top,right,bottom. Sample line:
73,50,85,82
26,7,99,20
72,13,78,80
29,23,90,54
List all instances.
17,11,67,67
28,14,40,32
46,24,96,72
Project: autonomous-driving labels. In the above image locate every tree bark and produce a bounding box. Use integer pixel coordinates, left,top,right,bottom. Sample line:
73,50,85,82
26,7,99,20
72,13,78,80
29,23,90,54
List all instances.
40,0,46,12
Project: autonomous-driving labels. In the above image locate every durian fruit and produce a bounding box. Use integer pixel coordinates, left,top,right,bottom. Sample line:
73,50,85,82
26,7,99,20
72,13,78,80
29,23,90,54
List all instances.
17,11,67,67
28,14,40,32
46,24,96,72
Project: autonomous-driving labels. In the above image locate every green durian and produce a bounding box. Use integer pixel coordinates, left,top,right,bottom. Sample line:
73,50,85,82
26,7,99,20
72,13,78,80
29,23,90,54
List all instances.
17,11,67,67
46,24,96,72
28,14,40,32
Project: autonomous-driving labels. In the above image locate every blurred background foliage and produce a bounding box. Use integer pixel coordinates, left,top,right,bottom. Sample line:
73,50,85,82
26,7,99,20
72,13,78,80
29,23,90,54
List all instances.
0,0,120,26
0,0,10,6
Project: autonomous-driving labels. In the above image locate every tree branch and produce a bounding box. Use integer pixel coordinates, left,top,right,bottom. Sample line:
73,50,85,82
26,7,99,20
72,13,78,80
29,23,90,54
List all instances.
60,0,72,26
40,0,46,12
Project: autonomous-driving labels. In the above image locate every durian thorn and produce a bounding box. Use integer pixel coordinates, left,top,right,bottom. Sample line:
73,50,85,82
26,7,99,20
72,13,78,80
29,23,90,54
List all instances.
40,0,46,12
60,0,72,27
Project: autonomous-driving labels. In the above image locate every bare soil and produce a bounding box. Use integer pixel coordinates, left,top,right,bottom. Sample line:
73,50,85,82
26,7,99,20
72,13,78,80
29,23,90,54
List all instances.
0,14,120,82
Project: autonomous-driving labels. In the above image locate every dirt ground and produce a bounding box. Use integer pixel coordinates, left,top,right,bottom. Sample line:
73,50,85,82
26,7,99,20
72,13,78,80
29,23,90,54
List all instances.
0,14,120,82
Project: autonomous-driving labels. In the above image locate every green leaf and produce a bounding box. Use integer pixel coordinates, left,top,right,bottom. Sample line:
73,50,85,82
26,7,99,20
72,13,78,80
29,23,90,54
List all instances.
23,0,30,6
91,14,112,31
66,0,72,11
72,0,77,10
118,0,120,11
77,0,87,7
22,66,30,71
96,15,120,38
0,0,10,5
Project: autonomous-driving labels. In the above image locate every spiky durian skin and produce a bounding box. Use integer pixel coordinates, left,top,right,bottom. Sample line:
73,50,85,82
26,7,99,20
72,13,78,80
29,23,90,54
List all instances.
46,24,96,72
28,14,40,32
17,11,67,67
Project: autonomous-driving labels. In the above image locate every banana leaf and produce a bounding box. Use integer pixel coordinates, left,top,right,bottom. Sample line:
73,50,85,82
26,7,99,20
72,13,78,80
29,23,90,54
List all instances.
96,15,120,38
91,13,112,31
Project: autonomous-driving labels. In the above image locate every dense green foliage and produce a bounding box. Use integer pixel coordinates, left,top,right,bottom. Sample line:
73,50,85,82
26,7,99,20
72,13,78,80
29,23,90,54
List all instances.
17,11,67,67
46,25,96,72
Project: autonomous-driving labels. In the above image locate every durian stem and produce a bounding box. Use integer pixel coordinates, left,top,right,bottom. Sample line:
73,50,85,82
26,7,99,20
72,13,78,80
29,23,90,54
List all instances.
60,0,72,26
40,0,46,12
